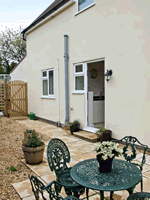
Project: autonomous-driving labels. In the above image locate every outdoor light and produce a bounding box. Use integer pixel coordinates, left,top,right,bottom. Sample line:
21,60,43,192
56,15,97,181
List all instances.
104,69,113,82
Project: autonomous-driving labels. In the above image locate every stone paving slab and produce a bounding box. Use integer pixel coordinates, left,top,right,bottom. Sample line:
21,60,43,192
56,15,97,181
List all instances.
21,159,51,177
13,180,33,199
13,119,150,200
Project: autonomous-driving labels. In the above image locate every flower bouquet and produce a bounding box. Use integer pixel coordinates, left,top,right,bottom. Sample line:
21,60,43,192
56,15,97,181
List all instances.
94,141,122,173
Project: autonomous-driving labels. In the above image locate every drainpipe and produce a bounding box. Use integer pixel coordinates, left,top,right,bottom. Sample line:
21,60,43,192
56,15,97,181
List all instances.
57,59,60,127
64,35,69,124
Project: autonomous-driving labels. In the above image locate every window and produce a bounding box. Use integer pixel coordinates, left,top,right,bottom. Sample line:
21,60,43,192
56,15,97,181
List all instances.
42,69,54,97
78,0,94,11
74,64,85,91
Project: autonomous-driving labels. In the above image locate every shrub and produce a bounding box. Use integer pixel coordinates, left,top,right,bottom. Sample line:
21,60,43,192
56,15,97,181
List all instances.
22,129,44,148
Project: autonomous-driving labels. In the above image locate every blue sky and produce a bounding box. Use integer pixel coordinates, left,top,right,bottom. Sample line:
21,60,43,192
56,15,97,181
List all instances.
0,0,54,30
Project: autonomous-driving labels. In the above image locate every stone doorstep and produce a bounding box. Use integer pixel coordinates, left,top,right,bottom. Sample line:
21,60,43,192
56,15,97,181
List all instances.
73,131,99,143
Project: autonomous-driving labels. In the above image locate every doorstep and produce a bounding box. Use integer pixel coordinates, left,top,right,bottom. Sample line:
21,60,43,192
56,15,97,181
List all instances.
73,131,99,143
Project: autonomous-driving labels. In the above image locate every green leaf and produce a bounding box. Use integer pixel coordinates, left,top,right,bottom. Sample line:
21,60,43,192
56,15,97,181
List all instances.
9,166,17,172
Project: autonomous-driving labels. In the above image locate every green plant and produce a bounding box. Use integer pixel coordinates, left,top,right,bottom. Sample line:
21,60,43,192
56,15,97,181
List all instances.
9,166,16,172
22,129,44,148
66,121,72,130
97,127,106,133
72,120,80,126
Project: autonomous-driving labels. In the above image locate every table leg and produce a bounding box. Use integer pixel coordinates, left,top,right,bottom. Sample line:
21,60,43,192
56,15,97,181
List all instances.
127,186,135,195
110,191,114,200
100,191,104,200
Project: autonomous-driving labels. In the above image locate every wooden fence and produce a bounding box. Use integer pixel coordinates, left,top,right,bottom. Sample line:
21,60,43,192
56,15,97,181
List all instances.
0,79,28,117
0,82,5,113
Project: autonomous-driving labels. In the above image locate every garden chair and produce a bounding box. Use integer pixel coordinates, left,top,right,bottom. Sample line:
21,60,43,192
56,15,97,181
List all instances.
47,138,85,198
127,192,150,200
113,136,148,191
28,174,80,200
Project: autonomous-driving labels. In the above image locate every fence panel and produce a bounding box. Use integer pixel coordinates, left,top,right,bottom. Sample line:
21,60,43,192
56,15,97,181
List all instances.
0,83,5,114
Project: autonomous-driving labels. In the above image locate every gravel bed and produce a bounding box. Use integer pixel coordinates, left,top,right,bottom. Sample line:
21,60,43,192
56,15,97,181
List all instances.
0,117,36,199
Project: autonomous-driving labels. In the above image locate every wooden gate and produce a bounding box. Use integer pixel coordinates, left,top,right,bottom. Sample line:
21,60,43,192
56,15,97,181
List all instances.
4,79,28,117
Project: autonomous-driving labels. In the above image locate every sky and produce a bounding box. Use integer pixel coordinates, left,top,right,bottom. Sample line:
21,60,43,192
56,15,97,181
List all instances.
0,0,54,31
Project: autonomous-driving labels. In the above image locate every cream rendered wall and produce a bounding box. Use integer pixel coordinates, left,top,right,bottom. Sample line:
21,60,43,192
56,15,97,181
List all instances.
11,57,28,82
18,0,150,145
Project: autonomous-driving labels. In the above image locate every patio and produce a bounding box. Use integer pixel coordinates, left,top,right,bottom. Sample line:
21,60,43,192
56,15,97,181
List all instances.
12,119,150,200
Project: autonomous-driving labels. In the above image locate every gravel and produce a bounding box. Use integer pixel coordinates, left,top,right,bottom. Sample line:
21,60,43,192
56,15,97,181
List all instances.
0,117,35,199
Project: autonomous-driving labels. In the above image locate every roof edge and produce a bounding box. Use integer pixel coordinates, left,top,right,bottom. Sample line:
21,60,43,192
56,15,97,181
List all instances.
22,0,70,35
10,55,26,73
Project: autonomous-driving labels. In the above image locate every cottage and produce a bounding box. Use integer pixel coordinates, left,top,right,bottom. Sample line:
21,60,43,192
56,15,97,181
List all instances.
11,0,150,146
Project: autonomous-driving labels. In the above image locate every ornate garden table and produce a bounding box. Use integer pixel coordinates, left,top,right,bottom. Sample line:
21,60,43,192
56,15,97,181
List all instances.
70,158,142,200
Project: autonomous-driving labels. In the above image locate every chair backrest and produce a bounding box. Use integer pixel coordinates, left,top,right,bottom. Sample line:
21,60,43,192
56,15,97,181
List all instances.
47,138,71,178
127,192,150,200
29,174,80,200
113,136,148,170
28,174,49,200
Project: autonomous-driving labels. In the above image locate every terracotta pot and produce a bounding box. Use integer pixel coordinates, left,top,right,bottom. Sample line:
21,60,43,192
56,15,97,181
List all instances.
22,144,45,164
96,154,113,173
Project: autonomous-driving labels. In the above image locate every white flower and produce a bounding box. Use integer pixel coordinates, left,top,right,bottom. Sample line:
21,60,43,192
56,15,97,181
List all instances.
102,155,108,160
94,141,122,160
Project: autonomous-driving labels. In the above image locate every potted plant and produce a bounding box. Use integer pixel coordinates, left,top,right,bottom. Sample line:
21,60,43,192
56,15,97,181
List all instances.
64,121,72,131
22,129,45,164
70,120,80,135
94,141,122,173
96,127,112,142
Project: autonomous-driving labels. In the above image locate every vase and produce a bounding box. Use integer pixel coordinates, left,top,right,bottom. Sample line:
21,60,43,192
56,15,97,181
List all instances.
96,154,113,173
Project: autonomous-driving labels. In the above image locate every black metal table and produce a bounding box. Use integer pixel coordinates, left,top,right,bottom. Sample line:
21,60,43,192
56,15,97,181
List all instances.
70,158,142,200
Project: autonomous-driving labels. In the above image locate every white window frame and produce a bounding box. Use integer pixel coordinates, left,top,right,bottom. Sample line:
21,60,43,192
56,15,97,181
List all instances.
77,0,95,13
74,63,85,93
41,69,55,99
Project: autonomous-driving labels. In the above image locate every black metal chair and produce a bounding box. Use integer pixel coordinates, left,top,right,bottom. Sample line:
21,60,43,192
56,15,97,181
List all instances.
113,136,148,191
127,192,150,200
28,174,80,200
47,138,85,198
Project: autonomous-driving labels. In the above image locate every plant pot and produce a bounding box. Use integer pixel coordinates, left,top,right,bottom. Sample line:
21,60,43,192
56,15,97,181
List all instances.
99,130,112,142
96,154,113,173
70,124,80,134
22,144,45,164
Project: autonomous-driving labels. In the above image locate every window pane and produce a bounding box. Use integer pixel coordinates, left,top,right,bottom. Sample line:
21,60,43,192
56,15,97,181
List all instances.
42,71,47,77
75,76,84,90
75,65,83,73
43,80,48,95
49,70,54,95
78,0,94,11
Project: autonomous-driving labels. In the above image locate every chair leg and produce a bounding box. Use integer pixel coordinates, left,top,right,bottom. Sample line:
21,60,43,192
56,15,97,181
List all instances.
141,179,143,192
86,188,89,200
